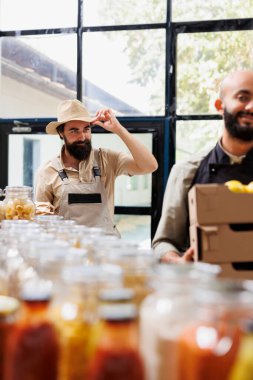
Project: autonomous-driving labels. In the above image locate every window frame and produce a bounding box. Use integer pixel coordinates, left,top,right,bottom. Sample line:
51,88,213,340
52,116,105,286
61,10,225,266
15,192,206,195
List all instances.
1,1,253,239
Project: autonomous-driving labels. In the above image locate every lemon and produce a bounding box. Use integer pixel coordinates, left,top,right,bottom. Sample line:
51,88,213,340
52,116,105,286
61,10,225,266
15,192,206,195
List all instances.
224,180,246,193
245,181,253,194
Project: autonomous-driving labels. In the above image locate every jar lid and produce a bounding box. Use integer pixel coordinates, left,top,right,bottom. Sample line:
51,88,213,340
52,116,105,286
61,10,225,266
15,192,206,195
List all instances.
20,279,53,302
62,264,123,285
98,303,137,321
98,288,135,302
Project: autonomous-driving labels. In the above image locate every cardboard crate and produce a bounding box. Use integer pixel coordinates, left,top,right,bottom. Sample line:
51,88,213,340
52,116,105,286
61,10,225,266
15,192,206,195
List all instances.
188,184,253,226
190,224,253,279
218,263,253,280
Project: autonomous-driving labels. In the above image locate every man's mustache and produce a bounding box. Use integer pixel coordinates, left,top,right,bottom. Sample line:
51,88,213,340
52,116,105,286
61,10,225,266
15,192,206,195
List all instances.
237,111,253,117
73,140,90,146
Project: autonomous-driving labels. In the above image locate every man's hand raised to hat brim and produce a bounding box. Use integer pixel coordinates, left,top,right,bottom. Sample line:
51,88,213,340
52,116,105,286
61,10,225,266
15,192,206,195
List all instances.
90,108,122,134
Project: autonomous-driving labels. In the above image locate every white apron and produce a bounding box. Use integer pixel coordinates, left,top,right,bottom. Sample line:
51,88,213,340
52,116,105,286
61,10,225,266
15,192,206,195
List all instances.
54,150,120,237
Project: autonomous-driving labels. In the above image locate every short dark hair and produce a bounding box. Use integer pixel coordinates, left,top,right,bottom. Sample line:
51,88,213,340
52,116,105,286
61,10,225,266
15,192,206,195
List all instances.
56,124,65,139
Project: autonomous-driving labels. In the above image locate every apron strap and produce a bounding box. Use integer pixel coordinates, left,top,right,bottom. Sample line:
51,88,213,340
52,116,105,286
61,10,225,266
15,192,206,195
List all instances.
93,149,101,179
52,157,70,182
54,151,101,181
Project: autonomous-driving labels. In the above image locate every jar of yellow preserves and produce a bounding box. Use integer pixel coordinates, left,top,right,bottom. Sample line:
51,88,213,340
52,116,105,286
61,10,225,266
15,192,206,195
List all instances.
3,186,35,221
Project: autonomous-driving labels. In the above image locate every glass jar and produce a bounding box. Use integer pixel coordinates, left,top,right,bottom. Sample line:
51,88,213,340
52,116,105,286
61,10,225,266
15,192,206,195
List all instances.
177,279,253,380
4,279,59,380
88,303,145,380
52,264,123,380
97,242,155,307
228,320,253,380
0,295,19,379
139,262,221,380
0,201,5,222
3,186,35,221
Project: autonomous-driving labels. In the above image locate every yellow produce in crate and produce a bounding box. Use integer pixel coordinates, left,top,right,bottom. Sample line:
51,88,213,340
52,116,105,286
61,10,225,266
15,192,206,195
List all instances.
224,180,247,193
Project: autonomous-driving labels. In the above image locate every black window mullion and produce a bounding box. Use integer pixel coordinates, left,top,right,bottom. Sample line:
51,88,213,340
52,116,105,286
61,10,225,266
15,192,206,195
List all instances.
77,0,83,100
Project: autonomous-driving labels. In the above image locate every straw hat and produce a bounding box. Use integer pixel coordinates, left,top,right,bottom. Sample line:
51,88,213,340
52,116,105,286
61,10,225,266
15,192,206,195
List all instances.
46,99,94,135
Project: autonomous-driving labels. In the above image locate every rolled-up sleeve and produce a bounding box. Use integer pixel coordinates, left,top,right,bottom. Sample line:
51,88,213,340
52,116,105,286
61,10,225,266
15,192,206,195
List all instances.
152,158,201,260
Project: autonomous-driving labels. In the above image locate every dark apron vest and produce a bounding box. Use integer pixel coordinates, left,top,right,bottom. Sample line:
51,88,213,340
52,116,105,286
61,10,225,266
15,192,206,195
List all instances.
191,143,253,186
185,143,253,252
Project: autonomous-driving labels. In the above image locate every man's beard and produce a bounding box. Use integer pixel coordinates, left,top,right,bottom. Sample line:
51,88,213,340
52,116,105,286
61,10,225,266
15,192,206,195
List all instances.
64,138,92,161
224,109,253,141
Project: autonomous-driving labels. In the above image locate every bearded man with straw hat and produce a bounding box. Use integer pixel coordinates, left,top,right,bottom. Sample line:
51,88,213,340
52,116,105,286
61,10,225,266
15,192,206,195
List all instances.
35,99,158,236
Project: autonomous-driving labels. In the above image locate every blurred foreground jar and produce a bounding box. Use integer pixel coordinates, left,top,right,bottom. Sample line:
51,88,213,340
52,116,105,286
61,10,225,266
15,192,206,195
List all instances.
177,279,253,380
2,186,35,221
0,296,19,379
4,279,59,380
88,303,145,380
139,262,220,380
98,242,155,307
228,320,253,380
52,264,123,380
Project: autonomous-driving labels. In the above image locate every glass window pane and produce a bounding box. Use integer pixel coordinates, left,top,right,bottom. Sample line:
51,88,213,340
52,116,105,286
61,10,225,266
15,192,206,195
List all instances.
0,0,78,30
83,0,166,26
8,132,153,207
83,30,165,116
172,0,253,22
1,35,77,118
115,215,151,247
8,135,61,188
177,31,253,115
176,120,223,162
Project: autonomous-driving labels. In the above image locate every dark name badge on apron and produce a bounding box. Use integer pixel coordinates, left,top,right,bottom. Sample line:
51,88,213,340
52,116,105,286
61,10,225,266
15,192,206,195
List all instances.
68,193,102,204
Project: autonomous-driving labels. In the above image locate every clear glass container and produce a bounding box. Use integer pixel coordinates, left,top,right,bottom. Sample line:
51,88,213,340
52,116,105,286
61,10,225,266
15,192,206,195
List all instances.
88,303,145,380
0,201,5,222
97,241,155,307
4,279,59,380
177,279,253,380
3,186,35,221
0,295,19,379
139,262,221,380
52,264,123,380
228,320,253,380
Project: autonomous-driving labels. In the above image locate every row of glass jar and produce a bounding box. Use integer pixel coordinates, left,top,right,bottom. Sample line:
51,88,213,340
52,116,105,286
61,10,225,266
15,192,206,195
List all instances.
1,218,253,379
1,265,253,380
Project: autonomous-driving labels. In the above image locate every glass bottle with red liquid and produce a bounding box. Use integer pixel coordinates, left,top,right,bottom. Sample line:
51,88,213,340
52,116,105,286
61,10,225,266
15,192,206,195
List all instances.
3,278,59,380
88,303,145,380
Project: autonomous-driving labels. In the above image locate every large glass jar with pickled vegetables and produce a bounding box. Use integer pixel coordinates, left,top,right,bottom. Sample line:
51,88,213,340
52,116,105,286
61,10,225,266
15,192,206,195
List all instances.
3,186,35,221
177,279,253,380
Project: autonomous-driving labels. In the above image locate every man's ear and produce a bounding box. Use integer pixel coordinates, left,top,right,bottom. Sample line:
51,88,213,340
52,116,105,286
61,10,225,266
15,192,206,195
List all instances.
214,98,224,114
